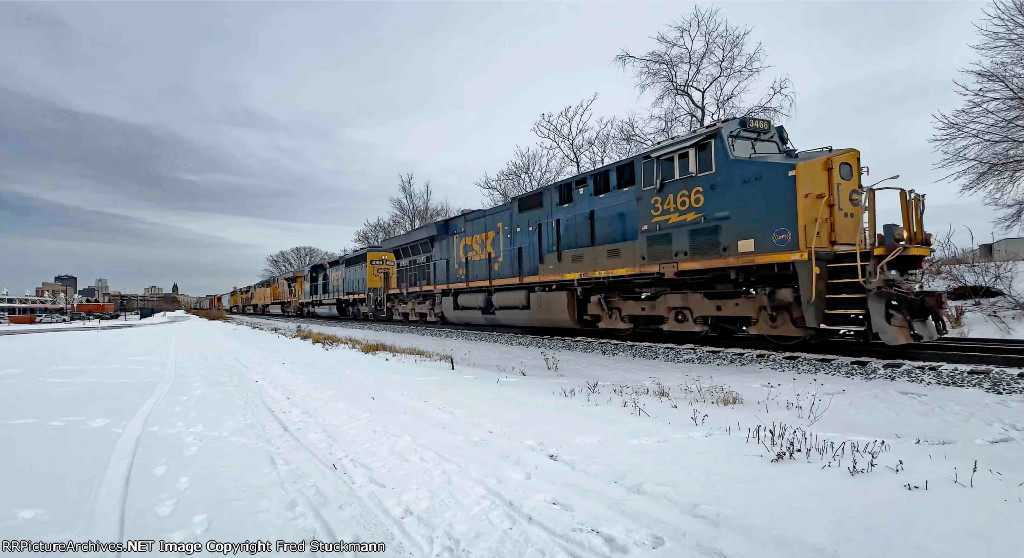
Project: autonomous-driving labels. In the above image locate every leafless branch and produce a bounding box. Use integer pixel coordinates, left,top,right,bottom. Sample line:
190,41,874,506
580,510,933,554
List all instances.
261,246,337,279
531,93,619,175
931,0,1024,229
614,5,794,130
353,173,459,247
476,145,567,205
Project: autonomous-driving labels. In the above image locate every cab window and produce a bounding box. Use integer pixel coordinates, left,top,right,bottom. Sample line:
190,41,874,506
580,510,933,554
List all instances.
659,150,694,183
677,150,693,177
696,140,715,175
642,159,656,189
730,137,781,158
659,158,676,181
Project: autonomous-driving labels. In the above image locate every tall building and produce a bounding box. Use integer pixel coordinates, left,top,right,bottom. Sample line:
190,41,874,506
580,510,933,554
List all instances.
143,285,164,295
95,278,109,296
172,282,179,295
54,274,77,294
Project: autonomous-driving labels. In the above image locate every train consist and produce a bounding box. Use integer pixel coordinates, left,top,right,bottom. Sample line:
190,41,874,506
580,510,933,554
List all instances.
205,117,946,345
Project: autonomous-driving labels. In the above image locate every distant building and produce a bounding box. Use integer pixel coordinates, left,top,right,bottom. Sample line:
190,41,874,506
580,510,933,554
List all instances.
110,292,181,313
172,282,179,296
54,275,77,294
95,278,109,296
977,237,1024,262
143,285,164,295
78,287,98,299
35,281,68,298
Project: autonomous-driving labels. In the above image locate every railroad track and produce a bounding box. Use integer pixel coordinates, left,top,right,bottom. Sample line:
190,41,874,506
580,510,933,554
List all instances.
229,313,1024,371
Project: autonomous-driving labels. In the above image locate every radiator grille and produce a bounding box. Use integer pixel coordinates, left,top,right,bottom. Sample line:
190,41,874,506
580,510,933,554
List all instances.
689,226,721,259
606,248,622,259
570,253,585,264
646,233,673,261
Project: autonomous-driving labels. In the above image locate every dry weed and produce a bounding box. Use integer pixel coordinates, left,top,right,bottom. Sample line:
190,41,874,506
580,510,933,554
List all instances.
189,309,228,321
291,327,450,362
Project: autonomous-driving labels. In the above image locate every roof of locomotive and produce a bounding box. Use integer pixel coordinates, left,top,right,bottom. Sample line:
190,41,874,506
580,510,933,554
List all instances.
381,222,446,250
646,118,731,154
372,117,854,256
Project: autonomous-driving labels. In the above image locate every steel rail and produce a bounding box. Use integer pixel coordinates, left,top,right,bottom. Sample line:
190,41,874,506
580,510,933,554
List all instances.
228,313,1024,371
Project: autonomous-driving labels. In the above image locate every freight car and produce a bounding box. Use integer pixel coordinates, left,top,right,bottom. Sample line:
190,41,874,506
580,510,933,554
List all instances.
227,117,945,345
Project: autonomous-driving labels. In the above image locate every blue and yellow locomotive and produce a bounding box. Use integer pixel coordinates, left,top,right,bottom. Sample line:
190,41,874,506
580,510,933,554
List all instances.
369,117,945,345
226,117,945,345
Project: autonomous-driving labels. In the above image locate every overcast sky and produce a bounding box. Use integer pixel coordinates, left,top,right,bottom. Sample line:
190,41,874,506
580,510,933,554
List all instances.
0,1,1006,296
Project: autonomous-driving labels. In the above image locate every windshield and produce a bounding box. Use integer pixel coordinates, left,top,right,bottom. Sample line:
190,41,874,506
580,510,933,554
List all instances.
729,135,782,157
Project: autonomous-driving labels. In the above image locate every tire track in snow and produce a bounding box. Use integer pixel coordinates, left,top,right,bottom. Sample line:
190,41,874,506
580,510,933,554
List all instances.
222,321,630,556
230,356,422,556
251,359,615,558
89,338,177,551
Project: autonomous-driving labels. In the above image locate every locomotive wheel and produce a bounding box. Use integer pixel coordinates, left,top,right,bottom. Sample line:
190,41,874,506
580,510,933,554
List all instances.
611,325,635,337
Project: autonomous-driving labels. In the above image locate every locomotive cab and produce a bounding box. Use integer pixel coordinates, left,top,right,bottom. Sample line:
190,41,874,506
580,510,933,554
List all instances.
618,117,945,344
793,141,945,344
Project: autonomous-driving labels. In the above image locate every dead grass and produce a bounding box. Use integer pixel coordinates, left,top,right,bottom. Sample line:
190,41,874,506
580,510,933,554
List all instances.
291,326,450,363
189,309,228,321
944,305,967,330
715,390,744,406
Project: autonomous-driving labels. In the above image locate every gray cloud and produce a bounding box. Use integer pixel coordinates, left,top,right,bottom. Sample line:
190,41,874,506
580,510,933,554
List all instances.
0,190,262,295
0,85,287,213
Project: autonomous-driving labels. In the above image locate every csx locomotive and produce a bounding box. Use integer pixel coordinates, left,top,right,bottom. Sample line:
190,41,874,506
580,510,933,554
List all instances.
216,117,946,345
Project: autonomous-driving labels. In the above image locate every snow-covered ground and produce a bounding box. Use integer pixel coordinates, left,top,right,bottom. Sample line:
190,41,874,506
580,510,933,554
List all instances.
1,314,1021,557
0,310,186,334
947,303,1024,339
926,261,1024,339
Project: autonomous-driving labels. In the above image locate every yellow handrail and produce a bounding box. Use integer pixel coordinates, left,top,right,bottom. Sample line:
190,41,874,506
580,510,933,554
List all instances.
809,193,829,303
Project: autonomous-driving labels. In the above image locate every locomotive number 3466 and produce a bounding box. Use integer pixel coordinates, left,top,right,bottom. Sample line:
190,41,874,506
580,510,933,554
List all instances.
651,187,705,216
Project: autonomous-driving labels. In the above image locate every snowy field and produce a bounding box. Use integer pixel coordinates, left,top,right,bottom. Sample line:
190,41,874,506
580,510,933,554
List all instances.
0,311,185,335
1,314,1022,557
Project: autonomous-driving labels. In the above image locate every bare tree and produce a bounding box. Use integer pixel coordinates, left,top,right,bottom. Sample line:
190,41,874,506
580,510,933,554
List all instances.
262,246,337,279
608,111,658,157
352,216,396,248
532,93,620,175
614,6,794,131
932,0,1024,229
476,145,567,205
478,96,688,204
389,173,454,232
352,173,458,247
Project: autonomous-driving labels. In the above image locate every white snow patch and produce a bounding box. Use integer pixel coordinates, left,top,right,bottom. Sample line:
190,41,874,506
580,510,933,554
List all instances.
0,315,1020,557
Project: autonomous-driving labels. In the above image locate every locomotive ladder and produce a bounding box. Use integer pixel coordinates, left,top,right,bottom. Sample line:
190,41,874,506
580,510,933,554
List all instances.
821,251,870,330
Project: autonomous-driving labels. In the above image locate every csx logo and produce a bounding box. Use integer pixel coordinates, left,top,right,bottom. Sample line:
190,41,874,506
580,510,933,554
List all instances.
772,227,793,246
459,231,497,261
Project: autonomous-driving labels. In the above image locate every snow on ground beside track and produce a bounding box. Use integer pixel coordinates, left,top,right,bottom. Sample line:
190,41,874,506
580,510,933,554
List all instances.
1,315,1022,557
927,262,1024,339
946,303,1024,339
